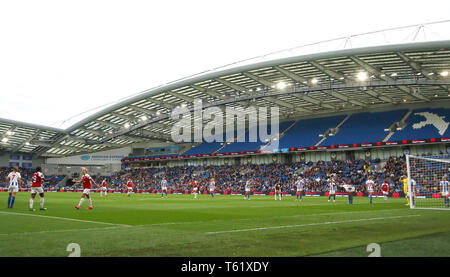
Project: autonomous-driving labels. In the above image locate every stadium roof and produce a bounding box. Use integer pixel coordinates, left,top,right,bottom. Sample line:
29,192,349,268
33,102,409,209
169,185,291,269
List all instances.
1,24,450,157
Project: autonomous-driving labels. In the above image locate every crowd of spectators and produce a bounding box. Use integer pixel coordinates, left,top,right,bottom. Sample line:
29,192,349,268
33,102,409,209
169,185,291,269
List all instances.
0,167,63,190
93,156,409,194
3,155,442,195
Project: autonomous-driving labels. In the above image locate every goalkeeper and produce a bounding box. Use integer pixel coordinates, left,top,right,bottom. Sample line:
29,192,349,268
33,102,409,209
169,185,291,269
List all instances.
401,175,410,206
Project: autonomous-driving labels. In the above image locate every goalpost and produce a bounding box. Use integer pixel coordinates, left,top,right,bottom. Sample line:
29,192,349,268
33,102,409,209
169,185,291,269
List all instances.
406,154,450,210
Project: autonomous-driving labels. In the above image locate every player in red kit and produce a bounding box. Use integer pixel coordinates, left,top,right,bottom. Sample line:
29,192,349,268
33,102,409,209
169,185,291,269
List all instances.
381,179,390,202
126,179,133,197
192,180,199,199
100,178,108,197
29,166,51,211
73,167,99,210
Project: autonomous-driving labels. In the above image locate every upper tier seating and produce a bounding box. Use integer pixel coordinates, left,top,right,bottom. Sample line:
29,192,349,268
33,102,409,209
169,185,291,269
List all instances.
183,140,223,155
170,107,450,156
278,115,346,148
218,120,294,153
323,110,407,145
390,108,450,141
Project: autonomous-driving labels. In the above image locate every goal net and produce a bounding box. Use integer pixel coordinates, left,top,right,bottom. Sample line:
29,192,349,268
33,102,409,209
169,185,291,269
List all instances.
406,154,450,210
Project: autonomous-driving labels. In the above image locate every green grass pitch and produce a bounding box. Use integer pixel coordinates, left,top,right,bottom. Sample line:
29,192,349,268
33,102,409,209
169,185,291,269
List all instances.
1,192,450,257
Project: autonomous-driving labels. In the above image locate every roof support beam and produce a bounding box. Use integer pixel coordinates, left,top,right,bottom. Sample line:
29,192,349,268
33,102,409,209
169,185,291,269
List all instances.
242,72,311,113
11,130,41,152
311,59,395,105
191,84,226,99
309,61,366,106
242,72,273,88
129,105,163,117
368,52,430,101
348,56,397,104
147,98,176,109
34,134,70,157
363,89,397,103
168,91,195,103
274,66,309,83
274,66,337,109
397,52,449,93
55,145,86,152
329,91,366,107
110,112,136,122
215,78,247,92
309,61,345,80
117,135,146,142
397,52,433,75
78,127,104,137
94,120,123,129
292,93,336,109
127,132,171,142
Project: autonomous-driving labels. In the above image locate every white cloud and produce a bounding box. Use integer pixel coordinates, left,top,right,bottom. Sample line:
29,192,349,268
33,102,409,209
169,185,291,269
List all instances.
0,0,449,128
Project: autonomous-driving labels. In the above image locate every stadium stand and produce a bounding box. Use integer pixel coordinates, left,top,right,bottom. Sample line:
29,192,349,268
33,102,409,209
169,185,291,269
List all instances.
125,108,450,162
278,115,346,149
183,108,449,154
110,156,406,194
0,167,64,189
323,110,408,145
182,130,229,155
183,141,223,155
390,108,450,141
219,120,294,153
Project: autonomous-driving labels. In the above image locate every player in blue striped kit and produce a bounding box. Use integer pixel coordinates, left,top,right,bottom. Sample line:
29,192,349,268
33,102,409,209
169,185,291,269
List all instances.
244,179,252,200
209,178,215,198
366,176,375,204
328,175,336,203
6,167,21,209
441,175,449,208
295,176,304,202
161,177,168,198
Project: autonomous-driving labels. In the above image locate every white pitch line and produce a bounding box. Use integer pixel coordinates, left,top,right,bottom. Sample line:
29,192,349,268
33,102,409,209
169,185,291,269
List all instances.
0,211,131,227
273,208,409,220
128,209,412,228
250,202,352,208
205,214,421,235
0,225,131,236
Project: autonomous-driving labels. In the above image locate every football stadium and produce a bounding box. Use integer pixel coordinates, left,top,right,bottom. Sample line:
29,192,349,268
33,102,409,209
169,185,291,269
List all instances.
1,16,450,259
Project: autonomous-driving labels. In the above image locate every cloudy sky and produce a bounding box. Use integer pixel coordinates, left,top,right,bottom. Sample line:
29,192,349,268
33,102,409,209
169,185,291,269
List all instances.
1,0,449,128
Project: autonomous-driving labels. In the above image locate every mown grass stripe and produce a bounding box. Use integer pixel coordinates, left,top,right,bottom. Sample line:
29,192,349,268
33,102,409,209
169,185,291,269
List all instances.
205,214,421,234
0,211,131,227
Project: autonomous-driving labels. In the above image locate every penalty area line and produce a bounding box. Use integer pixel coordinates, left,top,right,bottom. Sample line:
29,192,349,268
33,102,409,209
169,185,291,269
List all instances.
0,211,131,227
205,214,421,235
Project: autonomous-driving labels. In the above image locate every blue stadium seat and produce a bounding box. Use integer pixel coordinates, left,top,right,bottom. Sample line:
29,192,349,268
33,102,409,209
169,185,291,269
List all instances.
180,108,449,154
183,141,223,155
278,115,346,148
390,108,450,141
323,110,407,145
219,121,294,153
182,132,227,155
